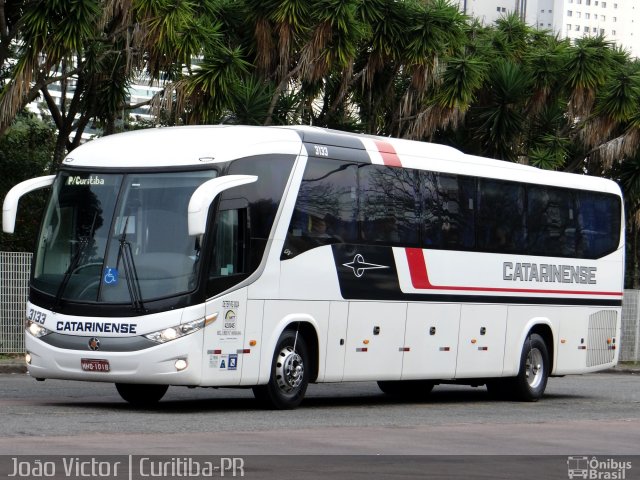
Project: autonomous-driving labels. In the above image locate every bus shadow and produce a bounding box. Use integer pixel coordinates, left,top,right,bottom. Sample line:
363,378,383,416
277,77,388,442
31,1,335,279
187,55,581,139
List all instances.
51,387,585,412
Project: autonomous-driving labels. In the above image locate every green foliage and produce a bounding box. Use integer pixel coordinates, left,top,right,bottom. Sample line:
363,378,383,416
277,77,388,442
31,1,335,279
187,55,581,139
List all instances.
472,60,531,161
593,63,640,123
565,36,616,91
434,53,488,109
0,114,54,252
227,78,275,125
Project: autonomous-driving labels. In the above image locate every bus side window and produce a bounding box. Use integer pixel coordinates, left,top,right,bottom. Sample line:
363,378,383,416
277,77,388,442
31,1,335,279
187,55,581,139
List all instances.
227,154,296,267
421,172,475,250
283,159,358,258
528,187,576,257
575,191,621,259
207,207,249,296
359,165,419,246
477,179,525,253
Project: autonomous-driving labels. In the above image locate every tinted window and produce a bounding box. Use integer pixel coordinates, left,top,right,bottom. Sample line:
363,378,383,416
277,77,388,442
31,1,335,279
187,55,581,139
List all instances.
281,158,620,260
283,159,358,258
360,165,420,246
421,172,475,249
477,179,526,253
576,191,621,258
223,155,295,270
208,155,294,297
528,187,577,257
207,204,249,296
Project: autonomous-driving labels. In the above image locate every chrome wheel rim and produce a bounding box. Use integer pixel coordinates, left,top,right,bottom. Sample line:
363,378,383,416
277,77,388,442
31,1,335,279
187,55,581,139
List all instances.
275,345,304,394
526,347,544,389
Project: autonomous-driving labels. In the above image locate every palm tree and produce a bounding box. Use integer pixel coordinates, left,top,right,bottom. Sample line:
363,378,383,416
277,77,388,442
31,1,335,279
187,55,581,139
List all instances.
0,0,101,137
580,58,640,173
0,0,221,165
470,59,532,161
350,0,470,137
614,154,640,288
564,35,617,121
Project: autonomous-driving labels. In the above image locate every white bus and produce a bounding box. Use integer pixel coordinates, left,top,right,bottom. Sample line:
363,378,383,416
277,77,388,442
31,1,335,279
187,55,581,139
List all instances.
3,126,624,409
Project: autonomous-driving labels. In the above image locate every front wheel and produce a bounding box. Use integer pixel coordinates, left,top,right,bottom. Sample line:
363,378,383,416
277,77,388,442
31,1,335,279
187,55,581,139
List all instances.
253,329,309,410
115,383,168,407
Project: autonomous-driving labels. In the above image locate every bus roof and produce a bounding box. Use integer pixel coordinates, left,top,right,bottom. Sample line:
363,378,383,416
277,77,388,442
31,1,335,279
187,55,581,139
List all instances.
62,125,621,196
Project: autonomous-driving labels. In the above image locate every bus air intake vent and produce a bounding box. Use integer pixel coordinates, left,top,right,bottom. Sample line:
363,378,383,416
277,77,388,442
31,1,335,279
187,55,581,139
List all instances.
586,310,617,367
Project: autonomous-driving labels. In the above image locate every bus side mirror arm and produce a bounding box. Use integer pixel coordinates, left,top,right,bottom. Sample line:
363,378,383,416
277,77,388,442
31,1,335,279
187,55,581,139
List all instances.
188,175,258,236
2,175,56,234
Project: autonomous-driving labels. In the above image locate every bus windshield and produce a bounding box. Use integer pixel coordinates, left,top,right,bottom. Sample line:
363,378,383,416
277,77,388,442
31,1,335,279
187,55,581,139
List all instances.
33,170,217,305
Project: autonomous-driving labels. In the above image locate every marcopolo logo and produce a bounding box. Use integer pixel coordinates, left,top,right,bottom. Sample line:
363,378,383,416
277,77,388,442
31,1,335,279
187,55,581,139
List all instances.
66,175,105,186
567,456,632,479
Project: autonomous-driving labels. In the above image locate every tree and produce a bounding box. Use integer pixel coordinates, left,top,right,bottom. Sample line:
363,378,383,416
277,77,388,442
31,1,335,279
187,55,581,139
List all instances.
0,0,222,167
0,113,54,252
612,154,640,288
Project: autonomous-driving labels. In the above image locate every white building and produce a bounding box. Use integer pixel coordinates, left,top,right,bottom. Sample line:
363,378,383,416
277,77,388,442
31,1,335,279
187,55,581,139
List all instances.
454,0,640,58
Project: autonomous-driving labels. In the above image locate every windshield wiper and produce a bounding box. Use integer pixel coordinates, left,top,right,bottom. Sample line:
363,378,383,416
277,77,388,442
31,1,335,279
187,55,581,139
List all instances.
116,216,146,313
52,212,98,312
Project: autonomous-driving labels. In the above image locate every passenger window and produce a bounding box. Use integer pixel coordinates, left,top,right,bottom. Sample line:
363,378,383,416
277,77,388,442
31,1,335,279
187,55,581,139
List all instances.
576,192,621,259
359,165,420,246
283,159,358,258
421,172,475,249
528,187,576,257
477,179,525,253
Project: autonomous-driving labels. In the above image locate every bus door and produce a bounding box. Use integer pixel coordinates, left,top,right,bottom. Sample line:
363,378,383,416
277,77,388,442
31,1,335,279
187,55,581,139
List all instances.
200,199,252,386
201,290,248,386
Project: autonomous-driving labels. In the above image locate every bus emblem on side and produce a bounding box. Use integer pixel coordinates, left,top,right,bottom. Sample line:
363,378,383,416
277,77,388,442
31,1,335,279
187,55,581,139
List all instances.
343,254,388,278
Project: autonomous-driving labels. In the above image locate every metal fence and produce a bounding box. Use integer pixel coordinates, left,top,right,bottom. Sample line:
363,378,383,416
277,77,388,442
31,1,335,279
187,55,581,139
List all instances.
0,252,32,353
621,289,640,362
1,251,640,360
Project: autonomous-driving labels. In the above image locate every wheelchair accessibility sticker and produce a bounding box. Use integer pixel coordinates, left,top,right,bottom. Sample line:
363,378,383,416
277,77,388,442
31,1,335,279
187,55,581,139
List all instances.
207,353,238,371
103,267,119,285
228,354,238,371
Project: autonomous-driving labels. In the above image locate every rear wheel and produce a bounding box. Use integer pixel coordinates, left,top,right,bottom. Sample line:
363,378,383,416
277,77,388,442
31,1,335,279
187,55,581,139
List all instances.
115,383,168,407
253,329,309,410
512,333,549,401
487,333,549,401
377,380,434,398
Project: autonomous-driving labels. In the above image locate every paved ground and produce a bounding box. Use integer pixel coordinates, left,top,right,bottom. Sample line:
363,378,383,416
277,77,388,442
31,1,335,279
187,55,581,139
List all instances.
1,363,638,479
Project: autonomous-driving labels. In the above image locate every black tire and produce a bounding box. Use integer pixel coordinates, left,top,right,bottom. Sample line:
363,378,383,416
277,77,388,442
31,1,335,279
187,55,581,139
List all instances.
377,380,434,398
253,329,309,410
486,334,549,402
115,383,168,407
512,333,549,401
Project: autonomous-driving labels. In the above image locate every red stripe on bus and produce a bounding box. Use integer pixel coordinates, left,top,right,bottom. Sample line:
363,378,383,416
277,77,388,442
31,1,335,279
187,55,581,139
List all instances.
373,140,402,167
404,247,622,297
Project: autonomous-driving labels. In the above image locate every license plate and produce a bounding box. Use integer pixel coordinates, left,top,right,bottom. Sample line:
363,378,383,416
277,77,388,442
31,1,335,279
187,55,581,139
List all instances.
81,358,110,373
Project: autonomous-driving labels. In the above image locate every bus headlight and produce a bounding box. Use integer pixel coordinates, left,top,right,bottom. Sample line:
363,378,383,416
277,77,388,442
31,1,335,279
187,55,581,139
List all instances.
144,318,206,344
26,320,51,338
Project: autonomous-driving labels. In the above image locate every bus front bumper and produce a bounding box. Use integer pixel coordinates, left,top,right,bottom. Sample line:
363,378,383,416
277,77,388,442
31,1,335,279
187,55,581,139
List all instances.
24,330,204,385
